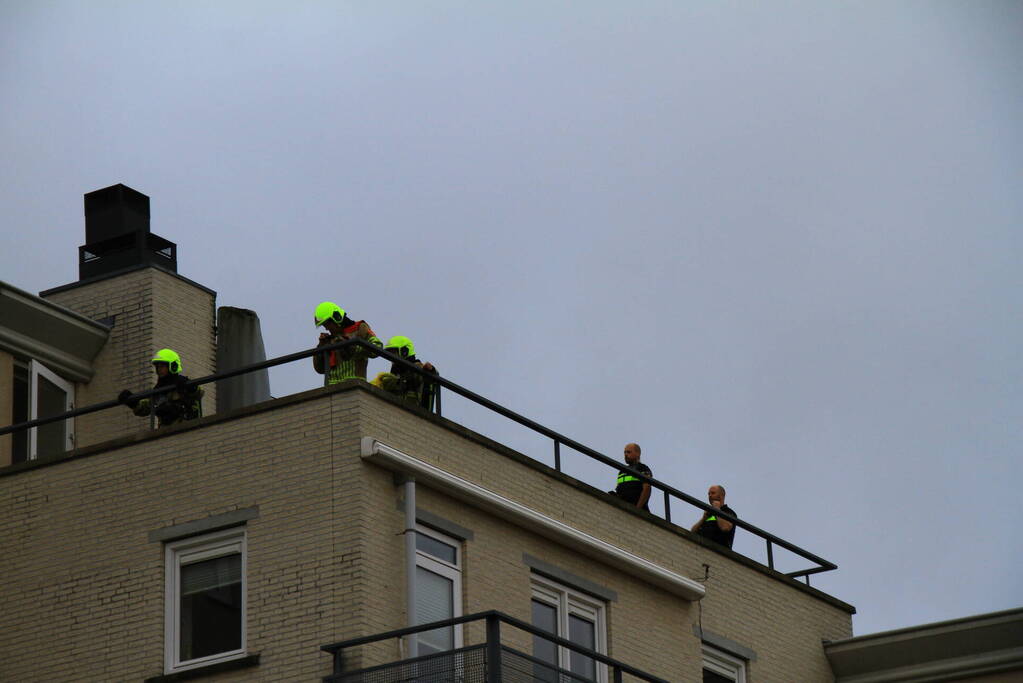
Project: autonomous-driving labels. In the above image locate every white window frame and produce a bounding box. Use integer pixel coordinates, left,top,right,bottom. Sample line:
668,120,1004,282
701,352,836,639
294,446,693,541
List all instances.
164,528,247,674
702,644,747,683
26,359,74,458
531,576,607,682
414,524,463,651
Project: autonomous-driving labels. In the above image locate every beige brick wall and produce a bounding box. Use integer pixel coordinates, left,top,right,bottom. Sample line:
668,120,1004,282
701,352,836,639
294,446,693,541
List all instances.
0,384,853,681
0,394,346,681
42,268,216,447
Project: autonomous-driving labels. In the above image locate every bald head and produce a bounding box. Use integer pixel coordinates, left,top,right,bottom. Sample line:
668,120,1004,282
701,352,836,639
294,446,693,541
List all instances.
708,485,726,504
624,443,641,464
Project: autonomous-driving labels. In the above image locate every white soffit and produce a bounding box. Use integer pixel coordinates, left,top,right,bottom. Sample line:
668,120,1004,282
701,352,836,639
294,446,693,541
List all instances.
361,437,706,602
0,281,109,382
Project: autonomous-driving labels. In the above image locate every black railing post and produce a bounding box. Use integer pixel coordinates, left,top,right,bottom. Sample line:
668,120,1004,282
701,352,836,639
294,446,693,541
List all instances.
613,666,624,683
554,440,561,471
485,613,503,683
434,382,442,416
333,648,344,675
766,540,774,570
663,490,671,523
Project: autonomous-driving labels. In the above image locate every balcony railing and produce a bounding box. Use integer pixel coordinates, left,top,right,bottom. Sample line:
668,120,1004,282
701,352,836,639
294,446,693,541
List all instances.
320,610,668,683
1,338,836,584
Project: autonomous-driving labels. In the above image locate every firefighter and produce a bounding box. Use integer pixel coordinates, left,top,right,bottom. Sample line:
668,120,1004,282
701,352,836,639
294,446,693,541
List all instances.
312,301,382,383
372,335,438,409
117,349,204,428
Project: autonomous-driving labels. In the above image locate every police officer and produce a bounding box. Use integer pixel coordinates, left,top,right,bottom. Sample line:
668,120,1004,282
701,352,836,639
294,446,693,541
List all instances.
312,301,382,383
691,485,737,549
613,443,652,511
118,349,204,428
372,335,438,409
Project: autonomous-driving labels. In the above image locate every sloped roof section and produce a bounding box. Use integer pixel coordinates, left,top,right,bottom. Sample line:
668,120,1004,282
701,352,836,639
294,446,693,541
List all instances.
825,607,1023,682
0,281,109,382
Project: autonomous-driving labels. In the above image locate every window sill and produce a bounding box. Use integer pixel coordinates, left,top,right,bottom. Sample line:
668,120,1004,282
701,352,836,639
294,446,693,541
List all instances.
145,653,260,682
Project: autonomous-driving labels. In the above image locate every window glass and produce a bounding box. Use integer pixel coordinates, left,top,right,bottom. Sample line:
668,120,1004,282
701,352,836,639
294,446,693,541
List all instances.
531,598,559,682
23,360,74,459
413,525,462,654
416,566,454,652
530,578,606,682
166,529,246,673
702,644,747,683
568,613,597,678
12,365,28,463
36,374,68,456
180,554,242,661
416,532,457,564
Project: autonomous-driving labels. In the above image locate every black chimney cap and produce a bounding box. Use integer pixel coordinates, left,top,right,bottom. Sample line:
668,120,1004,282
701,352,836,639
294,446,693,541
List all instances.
78,183,177,280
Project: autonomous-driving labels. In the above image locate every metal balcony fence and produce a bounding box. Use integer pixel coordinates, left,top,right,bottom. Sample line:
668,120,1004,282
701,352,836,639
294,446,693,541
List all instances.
320,610,668,683
0,338,836,583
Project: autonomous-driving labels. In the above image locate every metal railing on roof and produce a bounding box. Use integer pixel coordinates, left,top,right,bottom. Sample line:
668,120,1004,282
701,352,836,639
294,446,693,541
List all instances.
0,338,836,584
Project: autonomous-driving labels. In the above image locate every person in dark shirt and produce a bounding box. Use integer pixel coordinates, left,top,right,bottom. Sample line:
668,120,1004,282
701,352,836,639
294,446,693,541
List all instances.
613,442,652,511
691,485,736,548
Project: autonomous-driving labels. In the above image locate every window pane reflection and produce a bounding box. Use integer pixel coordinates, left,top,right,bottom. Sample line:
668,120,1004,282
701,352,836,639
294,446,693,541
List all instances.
569,613,596,679
179,553,242,661
531,598,559,682
36,374,67,456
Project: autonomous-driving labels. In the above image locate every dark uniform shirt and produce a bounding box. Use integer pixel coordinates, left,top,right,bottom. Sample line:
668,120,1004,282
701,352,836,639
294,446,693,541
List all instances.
132,374,204,428
615,461,652,510
696,503,737,548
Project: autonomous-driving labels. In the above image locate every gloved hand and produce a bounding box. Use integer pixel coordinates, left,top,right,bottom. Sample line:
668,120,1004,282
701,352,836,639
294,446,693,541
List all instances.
154,401,182,423
118,389,139,408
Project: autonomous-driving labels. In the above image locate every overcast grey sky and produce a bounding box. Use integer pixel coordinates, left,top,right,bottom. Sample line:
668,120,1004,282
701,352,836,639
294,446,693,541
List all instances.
2,1,1021,637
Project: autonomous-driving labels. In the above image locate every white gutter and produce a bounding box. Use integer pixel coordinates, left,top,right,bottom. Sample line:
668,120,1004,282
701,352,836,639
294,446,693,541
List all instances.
361,437,705,602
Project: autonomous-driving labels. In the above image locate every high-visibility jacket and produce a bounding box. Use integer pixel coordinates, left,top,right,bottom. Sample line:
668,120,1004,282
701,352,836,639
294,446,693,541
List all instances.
312,321,382,383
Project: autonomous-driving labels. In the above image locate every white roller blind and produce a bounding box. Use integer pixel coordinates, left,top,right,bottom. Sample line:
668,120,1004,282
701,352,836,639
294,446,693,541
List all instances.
181,554,241,596
416,566,454,651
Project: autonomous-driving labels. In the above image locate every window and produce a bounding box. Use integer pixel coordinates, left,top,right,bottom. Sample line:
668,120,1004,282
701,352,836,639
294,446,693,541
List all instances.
414,524,462,654
12,360,75,462
531,577,607,682
702,644,747,683
165,528,247,673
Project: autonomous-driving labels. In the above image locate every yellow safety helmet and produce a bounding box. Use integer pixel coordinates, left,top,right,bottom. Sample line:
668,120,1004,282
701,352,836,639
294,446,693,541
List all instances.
152,348,182,374
314,301,346,328
385,335,415,359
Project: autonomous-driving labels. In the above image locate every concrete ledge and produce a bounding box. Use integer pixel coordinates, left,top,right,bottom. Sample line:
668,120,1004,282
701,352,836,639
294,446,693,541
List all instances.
148,506,259,543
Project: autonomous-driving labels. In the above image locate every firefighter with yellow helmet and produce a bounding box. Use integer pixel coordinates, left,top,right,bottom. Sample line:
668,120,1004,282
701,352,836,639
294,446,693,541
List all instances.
371,335,438,409
117,349,204,427
312,301,382,383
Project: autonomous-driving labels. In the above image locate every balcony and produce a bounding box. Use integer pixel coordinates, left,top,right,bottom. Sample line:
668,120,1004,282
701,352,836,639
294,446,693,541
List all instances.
321,611,666,683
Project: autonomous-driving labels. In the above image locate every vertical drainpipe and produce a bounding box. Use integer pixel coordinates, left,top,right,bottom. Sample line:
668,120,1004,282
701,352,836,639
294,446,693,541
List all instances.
405,477,418,659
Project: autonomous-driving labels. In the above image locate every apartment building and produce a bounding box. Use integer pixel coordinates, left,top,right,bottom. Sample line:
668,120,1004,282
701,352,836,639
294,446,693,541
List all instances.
0,185,863,682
